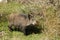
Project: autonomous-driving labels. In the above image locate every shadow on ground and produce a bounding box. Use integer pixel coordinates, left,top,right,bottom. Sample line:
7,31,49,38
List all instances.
9,24,43,36
24,24,43,35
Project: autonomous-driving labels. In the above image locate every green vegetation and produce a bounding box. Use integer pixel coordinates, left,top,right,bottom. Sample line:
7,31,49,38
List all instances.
0,2,60,40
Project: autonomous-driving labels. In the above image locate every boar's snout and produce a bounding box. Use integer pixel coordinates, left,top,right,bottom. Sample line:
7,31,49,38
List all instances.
32,20,37,25
28,19,39,26
32,20,39,26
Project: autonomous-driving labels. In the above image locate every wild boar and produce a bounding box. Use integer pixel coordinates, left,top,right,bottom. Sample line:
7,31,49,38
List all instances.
8,13,38,35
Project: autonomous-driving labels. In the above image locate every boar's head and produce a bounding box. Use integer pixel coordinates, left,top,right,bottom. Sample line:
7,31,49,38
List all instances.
27,13,38,26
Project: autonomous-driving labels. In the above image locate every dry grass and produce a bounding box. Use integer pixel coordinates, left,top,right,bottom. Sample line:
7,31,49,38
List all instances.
0,1,60,40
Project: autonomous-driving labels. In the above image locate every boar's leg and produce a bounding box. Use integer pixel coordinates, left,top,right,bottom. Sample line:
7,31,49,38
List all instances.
8,24,14,31
23,27,30,35
14,25,21,31
21,26,28,35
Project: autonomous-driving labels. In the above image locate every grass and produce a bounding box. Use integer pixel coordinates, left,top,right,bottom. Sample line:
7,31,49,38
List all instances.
0,2,60,40
0,22,44,40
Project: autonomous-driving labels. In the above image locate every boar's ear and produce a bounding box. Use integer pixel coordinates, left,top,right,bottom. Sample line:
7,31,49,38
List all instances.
28,13,34,20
